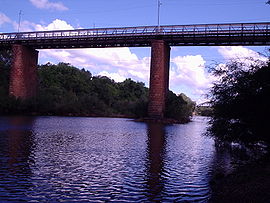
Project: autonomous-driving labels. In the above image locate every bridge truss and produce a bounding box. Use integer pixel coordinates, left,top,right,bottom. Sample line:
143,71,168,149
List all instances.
0,22,270,49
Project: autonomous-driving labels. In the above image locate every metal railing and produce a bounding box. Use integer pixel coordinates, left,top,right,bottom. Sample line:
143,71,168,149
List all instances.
0,22,269,41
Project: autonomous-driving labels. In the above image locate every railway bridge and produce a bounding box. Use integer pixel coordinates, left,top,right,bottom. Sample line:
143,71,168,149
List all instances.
1,22,270,118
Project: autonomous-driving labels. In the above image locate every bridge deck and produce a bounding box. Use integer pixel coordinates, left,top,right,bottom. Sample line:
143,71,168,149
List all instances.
0,22,270,49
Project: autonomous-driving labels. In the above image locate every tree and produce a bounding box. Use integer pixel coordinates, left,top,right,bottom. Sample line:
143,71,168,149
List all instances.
0,49,12,112
0,49,12,67
165,91,195,122
0,58,195,121
208,58,270,145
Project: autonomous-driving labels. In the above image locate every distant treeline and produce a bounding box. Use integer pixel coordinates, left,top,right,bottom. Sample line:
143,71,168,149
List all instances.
195,105,213,117
0,52,195,121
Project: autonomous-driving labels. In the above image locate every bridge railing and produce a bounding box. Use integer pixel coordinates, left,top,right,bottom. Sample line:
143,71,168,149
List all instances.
0,22,269,41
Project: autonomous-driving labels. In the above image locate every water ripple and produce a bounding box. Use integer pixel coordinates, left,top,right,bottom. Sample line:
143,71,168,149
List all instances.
0,116,235,202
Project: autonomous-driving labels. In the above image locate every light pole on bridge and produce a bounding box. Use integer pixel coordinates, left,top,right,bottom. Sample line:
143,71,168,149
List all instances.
17,10,22,33
157,0,162,31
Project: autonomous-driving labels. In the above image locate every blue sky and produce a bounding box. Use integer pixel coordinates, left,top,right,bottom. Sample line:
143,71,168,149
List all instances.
0,0,269,103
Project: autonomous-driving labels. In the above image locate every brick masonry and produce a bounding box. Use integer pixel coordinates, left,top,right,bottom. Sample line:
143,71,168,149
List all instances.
9,44,38,99
148,40,170,118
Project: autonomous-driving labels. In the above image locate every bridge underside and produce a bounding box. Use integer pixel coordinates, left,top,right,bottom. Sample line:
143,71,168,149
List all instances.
1,35,270,49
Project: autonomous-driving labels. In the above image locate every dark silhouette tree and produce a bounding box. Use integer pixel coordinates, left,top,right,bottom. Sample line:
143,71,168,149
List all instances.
208,58,270,145
0,49,12,113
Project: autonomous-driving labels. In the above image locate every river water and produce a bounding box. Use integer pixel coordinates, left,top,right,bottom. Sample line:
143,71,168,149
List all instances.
0,116,247,202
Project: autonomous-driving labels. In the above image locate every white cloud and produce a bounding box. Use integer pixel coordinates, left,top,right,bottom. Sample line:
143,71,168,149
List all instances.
29,0,68,11
218,46,267,62
128,70,147,80
0,12,11,26
13,20,37,32
32,19,150,82
169,55,216,103
35,19,73,31
12,19,74,32
171,55,215,89
215,46,269,78
40,47,150,82
29,19,148,83
98,71,126,82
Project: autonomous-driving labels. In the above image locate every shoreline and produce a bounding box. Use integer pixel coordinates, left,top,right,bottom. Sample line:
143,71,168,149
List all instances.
210,155,270,202
134,117,191,124
0,113,192,124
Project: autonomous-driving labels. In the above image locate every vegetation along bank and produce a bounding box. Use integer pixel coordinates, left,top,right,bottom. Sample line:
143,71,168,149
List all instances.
0,50,195,122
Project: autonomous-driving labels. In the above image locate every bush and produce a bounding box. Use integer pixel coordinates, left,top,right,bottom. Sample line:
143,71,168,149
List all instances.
165,91,195,121
208,59,270,144
0,56,195,121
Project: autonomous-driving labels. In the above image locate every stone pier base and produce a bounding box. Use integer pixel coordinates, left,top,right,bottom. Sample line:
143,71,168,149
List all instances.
9,44,38,99
148,40,170,119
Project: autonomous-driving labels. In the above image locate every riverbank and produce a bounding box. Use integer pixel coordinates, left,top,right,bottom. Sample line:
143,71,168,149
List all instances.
1,113,192,124
210,156,270,202
0,112,136,119
134,117,191,124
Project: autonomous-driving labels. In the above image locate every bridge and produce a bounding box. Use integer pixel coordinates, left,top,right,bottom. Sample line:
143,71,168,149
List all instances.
1,22,270,48
1,22,270,118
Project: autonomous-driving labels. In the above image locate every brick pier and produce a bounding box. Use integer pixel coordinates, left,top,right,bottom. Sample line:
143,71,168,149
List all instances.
9,44,38,99
148,40,170,118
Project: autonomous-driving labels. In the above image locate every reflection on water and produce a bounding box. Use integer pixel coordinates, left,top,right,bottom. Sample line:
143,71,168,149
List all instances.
0,116,256,202
146,123,166,202
0,116,35,201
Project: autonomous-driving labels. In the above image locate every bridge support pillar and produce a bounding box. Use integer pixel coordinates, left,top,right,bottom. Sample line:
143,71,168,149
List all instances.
148,40,170,119
9,44,38,99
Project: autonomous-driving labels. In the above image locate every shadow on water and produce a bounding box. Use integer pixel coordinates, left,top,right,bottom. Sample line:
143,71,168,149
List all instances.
144,117,269,202
210,140,268,178
145,122,166,202
209,137,269,202
0,116,36,201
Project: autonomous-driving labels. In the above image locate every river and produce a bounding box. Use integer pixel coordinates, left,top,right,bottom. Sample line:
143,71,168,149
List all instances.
0,116,247,202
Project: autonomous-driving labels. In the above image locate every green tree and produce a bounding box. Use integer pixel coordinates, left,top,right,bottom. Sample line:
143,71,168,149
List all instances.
0,49,12,113
208,59,270,145
37,62,95,115
165,91,195,122
0,49,11,94
115,78,148,117
0,57,195,121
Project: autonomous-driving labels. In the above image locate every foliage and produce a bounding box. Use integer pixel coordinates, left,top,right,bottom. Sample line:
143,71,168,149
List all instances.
165,91,195,121
208,59,270,144
36,63,149,117
0,49,12,112
0,49,12,67
0,61,149,117
195,105,213,116
0,51,194,121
